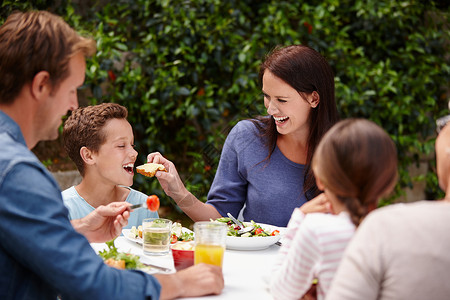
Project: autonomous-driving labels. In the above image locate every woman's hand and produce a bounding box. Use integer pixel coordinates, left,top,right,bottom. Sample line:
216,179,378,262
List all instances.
147,152,221,220
300,193,331,214
147,152,190,202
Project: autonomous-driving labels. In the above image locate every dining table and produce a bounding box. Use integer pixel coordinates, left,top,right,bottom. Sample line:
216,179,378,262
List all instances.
91,234,282,299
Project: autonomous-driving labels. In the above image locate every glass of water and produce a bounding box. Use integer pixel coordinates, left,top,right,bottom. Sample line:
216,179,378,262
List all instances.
142,218,172,256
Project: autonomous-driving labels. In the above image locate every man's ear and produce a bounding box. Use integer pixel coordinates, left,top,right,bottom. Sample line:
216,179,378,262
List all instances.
80,146,95,165
30,71,51,102
309,91,320,108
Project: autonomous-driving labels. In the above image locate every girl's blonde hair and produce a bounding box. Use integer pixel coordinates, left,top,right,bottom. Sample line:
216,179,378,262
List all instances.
312,119,398,226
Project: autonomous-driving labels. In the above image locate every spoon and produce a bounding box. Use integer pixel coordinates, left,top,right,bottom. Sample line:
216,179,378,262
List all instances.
227,213,254,235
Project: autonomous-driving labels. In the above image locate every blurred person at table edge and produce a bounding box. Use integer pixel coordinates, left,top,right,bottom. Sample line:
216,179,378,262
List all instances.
62,103,159,228
326,119,450,300
270,118,398,300
0,10,223,300
147,44,339,227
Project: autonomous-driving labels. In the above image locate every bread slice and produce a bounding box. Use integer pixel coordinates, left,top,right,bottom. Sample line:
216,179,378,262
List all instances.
136,163,167,177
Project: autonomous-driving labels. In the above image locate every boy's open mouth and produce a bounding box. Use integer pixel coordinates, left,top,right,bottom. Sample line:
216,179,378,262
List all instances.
123,163,134,174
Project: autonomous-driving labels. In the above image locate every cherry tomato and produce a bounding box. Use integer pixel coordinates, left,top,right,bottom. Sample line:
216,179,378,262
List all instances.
254,228,263,235
146,195,160,212
271,230,280,236
170,234,178,244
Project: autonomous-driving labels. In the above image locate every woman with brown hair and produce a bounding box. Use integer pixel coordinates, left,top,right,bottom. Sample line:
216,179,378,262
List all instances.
147,45,339,227
269,118,398,300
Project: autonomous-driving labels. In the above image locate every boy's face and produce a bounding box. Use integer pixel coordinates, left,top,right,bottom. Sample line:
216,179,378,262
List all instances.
92,118,138,187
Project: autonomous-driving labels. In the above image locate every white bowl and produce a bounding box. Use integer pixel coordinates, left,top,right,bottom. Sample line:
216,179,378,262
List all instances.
225,223,282,251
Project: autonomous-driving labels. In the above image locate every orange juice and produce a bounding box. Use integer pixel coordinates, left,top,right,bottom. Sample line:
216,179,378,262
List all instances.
194,244,225,267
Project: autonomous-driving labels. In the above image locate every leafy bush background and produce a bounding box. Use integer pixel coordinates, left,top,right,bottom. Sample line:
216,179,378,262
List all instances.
2,0,449,209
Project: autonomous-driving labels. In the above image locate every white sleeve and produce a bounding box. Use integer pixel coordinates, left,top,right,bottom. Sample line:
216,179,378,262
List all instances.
270,209,318,299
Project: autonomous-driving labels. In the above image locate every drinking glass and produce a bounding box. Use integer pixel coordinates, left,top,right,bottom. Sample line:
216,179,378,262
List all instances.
142,218,172,256
194,221,227,267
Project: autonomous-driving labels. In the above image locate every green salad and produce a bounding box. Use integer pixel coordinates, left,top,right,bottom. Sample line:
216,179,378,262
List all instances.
99,239,144,270
215,217,280,237
170,222,194,243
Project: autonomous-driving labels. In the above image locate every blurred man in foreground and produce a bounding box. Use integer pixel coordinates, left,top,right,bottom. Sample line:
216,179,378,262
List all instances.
0,10,223,299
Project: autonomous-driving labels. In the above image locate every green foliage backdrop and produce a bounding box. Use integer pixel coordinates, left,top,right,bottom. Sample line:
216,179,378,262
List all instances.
2,0,449,207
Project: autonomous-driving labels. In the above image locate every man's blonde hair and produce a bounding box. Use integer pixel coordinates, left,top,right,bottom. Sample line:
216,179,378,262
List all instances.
0,10,96,104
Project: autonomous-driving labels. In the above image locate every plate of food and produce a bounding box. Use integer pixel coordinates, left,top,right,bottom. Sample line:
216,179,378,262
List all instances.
215,217,282,251
99,240,162,274
123,222,194,245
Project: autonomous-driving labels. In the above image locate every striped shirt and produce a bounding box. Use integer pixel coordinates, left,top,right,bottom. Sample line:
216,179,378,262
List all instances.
270,209,355,300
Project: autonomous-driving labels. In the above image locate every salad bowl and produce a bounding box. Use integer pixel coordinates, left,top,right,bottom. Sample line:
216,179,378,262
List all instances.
225,224,282,250
215,218,282,251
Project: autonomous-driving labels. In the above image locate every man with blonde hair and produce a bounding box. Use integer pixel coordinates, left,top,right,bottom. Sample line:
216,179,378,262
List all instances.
0,10,223,299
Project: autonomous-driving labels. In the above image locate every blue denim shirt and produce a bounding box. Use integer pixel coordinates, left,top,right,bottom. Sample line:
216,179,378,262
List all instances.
0,111,161,300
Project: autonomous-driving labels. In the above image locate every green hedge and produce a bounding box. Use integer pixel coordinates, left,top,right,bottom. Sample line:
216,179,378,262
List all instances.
2,0,449,207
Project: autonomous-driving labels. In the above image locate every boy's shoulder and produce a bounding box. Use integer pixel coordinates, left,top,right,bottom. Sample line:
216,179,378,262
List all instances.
61,186,78,200
124,187,147,204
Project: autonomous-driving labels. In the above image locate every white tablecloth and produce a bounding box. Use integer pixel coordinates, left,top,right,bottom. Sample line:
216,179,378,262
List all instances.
92,236,280,299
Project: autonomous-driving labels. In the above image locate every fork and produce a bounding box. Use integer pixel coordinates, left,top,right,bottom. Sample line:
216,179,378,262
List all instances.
142,262,172,273
227,213,254,234
129,202,146,210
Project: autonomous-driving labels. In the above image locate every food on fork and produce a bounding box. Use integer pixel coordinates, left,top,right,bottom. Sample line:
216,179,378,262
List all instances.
136,163,167,177
146,195,160,212
128,195,160,212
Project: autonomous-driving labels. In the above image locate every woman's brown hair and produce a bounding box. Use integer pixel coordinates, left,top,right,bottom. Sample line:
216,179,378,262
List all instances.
252,45,339,200
312,118,398,226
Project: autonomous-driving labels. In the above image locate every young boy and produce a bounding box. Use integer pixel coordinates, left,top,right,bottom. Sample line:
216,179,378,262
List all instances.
62,103,158,228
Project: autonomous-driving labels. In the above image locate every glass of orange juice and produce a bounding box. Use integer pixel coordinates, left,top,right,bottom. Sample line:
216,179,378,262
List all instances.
194,222,227,267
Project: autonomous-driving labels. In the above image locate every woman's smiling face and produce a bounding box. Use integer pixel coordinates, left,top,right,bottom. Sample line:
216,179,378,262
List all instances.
262,70,314,137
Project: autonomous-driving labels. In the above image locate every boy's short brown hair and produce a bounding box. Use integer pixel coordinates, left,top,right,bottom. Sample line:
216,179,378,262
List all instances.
0,10,96,104
63,103,128,176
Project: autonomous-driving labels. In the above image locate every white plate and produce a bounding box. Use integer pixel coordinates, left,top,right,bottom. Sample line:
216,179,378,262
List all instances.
122,228,193,245
225,223,282,251
122,228,143,244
